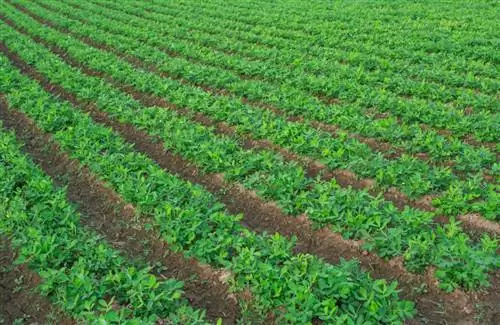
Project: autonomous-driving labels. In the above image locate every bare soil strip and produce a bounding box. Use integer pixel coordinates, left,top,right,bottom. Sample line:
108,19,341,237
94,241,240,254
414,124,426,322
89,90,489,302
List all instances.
1,35,497,325
0,238,74,325
0,98,239,323
5,12,498,237
458,214,500,237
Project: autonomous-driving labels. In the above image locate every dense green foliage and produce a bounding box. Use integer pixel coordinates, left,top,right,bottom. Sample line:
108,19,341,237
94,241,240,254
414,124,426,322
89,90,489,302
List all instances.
0,0,497,323
1,2,498,293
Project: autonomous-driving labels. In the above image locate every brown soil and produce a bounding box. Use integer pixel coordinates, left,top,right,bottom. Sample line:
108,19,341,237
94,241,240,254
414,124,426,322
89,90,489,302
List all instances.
0,99,239,323
2,7,499,324
468,272,500,325
0,238,74,325
458,214,500,237
463,134,498,151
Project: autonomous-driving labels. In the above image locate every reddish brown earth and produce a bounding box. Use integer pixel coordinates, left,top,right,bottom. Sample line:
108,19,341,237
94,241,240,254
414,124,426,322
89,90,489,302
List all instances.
458,214,500,237
0,238,74,325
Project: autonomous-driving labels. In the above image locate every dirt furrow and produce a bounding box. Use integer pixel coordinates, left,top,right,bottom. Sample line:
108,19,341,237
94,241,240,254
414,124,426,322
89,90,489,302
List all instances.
0,96,239,323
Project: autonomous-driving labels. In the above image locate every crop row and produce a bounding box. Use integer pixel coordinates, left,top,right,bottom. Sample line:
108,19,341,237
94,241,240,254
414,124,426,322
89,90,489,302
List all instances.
194,0,498,48
21,1,500,226
0,124,209,324
0,46,417,324
45,0,500,169
68,0,499,114
76,0,500,141
0,7,498,294
8,0,500,218
7,0,496,203
169,0,499,74
37,0,499,172
6,0,500,221
170,0,498,67
200,0,497,39
0,4,488,220
117,0,499,92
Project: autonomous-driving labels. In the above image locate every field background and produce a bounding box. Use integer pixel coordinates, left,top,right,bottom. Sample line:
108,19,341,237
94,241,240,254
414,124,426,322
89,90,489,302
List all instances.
0,0,498,324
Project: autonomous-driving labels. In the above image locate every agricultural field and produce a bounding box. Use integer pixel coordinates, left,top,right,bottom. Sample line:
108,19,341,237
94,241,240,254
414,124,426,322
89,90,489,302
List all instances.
0,0,498,324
